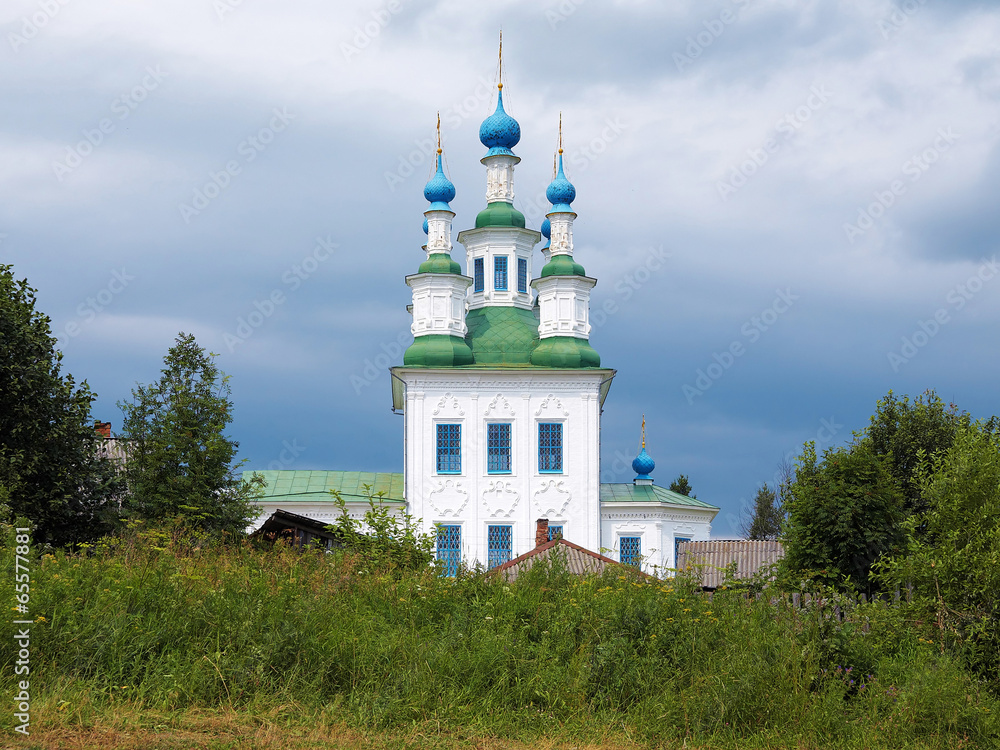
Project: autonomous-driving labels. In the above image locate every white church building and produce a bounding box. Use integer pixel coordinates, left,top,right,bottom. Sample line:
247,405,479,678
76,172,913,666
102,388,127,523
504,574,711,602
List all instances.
250,73,718,576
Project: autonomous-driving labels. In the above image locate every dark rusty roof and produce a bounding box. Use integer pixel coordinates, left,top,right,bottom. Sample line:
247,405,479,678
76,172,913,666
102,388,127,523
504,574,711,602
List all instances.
250,508,343,547
677,540,785,589
492,537,642,581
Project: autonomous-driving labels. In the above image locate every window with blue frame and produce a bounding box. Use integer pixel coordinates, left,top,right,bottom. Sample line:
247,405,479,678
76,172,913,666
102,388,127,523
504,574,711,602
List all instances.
517,258,527,293
487,423,512,473
437,524,461,576
474,258,484,292
494,256,508,291
620,536,641,566
538,423,563,473
547,525,563,541
436,423,461,474
674,536,692,566
487,525,512,568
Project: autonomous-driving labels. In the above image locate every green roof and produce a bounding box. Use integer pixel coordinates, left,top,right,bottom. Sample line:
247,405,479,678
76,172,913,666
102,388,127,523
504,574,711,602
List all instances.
247,470,405,503
600,483,719,511
531,336,600,368
417,254,462,274
404,334,475,367
464,305,539,365
475,201,525,228
540,254,586,277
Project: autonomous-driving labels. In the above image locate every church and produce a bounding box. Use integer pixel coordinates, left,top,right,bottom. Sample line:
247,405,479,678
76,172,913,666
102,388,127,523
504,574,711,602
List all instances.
251,68,719,576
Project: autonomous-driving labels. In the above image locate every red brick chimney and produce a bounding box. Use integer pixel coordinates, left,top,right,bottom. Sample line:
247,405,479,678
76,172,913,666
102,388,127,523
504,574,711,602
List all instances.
535,518,549,548
94,421,112,439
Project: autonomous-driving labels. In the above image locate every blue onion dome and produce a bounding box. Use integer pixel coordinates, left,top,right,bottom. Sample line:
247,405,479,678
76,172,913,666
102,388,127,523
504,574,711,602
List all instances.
632,447,655,478
546,152,576,212
540,217,551,248
423,151,455,211
422,218,429,235
479,86,521,156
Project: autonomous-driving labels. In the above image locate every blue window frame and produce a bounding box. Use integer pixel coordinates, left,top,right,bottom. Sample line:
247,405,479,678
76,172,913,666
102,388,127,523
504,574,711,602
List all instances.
517,257,528,293
487,525,512,569
474,258,484,292
436,424,461,474
547,525,563,541
675,536,691,566
494,256,508,291
487,423,512,473
620,536,641,566
538,423,563,473
437,524,461,576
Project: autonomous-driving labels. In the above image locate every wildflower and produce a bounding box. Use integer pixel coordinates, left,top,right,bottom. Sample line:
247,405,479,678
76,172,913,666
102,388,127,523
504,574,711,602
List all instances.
35,616,48,623
683,608,692,613
666,618,674,622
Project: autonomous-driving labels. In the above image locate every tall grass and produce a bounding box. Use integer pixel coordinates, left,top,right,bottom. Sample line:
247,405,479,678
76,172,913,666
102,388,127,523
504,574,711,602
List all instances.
2,528,997,748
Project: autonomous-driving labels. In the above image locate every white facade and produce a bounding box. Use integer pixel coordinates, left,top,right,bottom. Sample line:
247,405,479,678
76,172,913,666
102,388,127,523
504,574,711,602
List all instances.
393,368,614,565
601,504,716,576
407,272,471,338
533,275,596,339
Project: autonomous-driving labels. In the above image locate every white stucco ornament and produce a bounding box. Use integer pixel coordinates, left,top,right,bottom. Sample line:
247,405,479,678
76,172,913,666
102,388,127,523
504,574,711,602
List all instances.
428,479,470,517
533,479,572,516
482,480,520,518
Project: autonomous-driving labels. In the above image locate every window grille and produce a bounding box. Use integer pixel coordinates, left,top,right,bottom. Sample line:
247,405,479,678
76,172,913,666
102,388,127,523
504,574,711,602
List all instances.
494,256,508,291
437,525,461,576
474,258,484,292
487,525,512,568
487,423,512,473
436,423,461,473
620,536,642,566
547,525,563,541
517,257,528,293
538,423,563,472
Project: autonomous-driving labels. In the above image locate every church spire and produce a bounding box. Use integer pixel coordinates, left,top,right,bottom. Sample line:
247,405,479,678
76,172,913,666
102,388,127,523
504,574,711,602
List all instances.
402,116,474,367
475,32,523,221
632,417,655,485
529,117,600,368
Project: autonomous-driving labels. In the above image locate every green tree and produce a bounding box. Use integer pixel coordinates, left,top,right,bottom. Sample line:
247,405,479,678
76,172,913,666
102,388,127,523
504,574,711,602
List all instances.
742,483,783,540
328,486,435,574
669,474,696,498
874,422,1000,682
0,265,120,545
118,333,261,534
781,441,905,593
866,390,987,518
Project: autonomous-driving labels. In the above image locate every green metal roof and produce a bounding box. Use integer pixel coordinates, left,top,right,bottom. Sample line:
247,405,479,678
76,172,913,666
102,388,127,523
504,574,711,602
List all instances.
247,470,405,503
600,483,719,511
464,305,539,365
475,201,526,228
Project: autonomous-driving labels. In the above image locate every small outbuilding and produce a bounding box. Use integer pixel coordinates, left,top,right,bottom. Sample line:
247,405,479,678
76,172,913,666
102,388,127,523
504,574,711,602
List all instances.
676,539,785,589
250,508,343,550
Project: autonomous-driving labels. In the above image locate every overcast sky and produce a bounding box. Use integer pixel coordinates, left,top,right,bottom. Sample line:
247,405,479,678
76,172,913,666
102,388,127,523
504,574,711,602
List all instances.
3,0,998,536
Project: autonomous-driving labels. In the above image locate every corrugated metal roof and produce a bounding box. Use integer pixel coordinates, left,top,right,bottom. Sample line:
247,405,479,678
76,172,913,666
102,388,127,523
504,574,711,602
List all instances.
247,470,405,503
677,540,785,589
492,538,639,581
599,483,719,510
